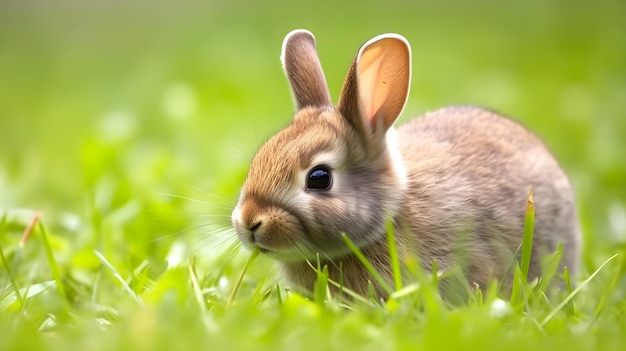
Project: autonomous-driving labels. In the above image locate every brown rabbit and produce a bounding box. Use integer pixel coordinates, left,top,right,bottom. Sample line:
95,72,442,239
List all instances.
231,29,581,298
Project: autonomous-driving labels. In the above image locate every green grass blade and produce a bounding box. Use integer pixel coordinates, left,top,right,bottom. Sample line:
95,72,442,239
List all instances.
305,259,373,306
540,253,619,327
227,247,260,306
341,233,393,297
39,222,69,304
389,282,421,300
536,242,563,292
563,266,575,316
498,242,523,295
386,219,402,291
591,264,621,323
188,258,207,314
189,260,217,331
91,270,102,304
0,213,23,305
93,249,141,305
473,284,484,306
313,263,329,305
275,282,283,305
338,261,345,300
521,187,535,281
509,264,523,308
254,280,272,307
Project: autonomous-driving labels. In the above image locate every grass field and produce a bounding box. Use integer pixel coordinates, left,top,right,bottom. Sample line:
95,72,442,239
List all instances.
1,0,625,349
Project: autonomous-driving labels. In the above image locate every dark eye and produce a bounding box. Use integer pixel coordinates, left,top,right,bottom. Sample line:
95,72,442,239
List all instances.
306,165,332,191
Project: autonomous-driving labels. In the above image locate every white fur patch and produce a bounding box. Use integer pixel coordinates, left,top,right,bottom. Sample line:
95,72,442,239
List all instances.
231,204,242,225
386,127,408,191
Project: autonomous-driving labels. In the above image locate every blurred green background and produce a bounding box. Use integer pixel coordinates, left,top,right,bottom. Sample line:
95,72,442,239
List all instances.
0,0,624,275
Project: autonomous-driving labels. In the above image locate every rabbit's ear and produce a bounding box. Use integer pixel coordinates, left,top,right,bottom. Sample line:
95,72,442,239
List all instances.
338,34,411,135
281,29,332,110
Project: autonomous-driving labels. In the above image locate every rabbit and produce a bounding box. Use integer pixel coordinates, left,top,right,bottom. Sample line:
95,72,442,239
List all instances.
231,29,581,299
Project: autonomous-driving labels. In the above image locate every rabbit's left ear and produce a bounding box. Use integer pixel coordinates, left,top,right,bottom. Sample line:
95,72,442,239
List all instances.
281,29,332,110
338,34,411,134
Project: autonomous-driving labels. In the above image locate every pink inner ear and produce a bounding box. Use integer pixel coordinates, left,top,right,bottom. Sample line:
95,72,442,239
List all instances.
357,45,386,127
356,38,411,132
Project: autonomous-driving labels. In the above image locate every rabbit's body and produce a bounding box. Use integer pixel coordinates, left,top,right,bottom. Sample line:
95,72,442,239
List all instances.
396,107,579,290
232,30,580,298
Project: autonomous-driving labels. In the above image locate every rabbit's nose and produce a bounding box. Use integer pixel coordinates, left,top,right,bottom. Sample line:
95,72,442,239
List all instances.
248,220,262,233
246,220,263,243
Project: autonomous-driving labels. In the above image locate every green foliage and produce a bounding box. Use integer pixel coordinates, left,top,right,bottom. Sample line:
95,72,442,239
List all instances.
1,0,625,350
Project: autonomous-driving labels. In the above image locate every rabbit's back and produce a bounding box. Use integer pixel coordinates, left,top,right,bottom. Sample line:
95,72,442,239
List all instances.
396,106,580,288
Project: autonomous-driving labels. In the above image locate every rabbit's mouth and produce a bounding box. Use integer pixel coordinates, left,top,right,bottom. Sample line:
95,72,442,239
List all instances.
255,245,271,255
236,227,304,260
256,246,301,261
248,241,286,258
251,241,322,262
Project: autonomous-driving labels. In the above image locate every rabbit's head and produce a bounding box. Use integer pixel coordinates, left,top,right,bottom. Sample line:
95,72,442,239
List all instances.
232,30,411,262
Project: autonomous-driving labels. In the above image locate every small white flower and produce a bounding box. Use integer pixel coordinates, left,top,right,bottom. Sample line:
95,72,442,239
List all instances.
490,298,512,319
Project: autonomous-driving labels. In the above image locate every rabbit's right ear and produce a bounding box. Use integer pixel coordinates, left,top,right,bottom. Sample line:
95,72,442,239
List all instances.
281,29,332,110
338,34,411,138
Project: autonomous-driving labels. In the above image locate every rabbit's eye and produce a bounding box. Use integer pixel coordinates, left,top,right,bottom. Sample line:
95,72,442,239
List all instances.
306,165,332,191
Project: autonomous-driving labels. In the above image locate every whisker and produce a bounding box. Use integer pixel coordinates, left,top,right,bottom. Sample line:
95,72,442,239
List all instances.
192,230,240,256
229,148,252,162
220,240,243,257
202,204,237,212
145,211,231,219
155,193,215,206
184,185,237,205
189,214,232,219
150,223,223,243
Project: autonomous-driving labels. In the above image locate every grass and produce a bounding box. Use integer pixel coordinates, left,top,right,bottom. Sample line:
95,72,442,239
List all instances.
1,0,626,350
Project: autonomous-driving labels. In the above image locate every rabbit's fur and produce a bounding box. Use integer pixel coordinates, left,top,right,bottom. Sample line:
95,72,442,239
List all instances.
232,29,581,298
